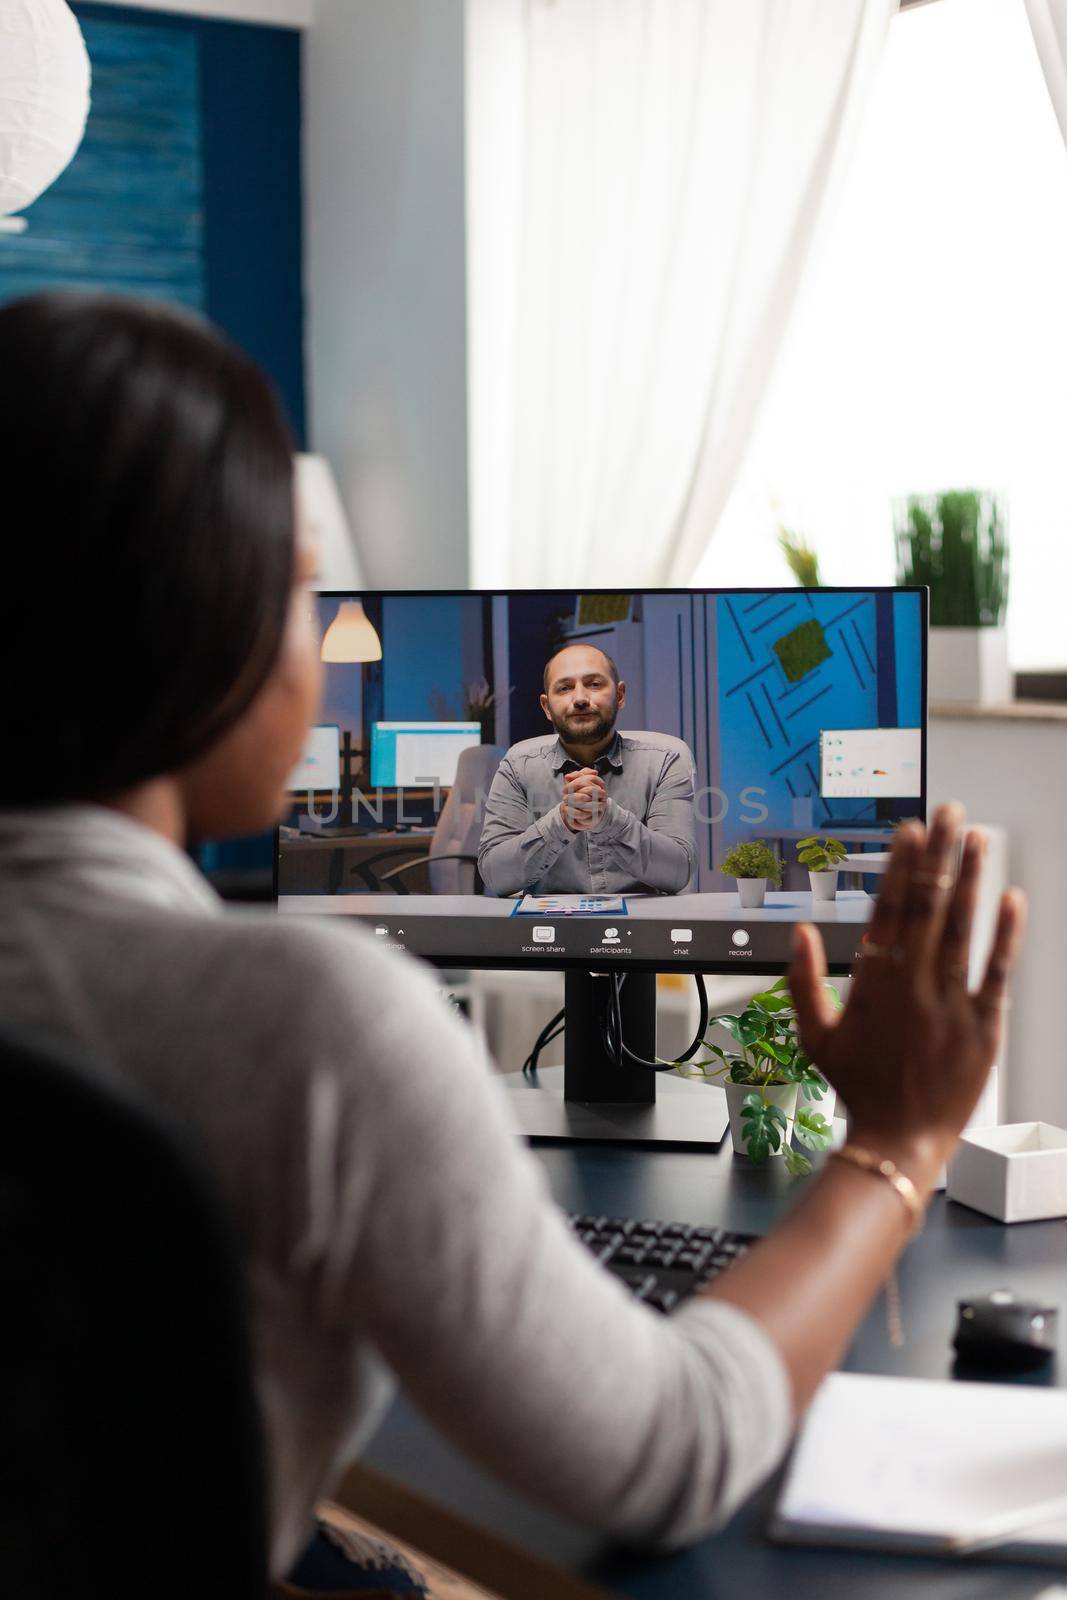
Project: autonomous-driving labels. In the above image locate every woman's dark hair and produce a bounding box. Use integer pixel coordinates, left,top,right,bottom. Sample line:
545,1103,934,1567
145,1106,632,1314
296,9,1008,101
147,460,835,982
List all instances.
0,291,296,805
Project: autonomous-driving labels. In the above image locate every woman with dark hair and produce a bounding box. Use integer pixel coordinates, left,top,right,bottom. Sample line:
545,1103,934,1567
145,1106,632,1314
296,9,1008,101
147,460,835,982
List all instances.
0,293,1024,1589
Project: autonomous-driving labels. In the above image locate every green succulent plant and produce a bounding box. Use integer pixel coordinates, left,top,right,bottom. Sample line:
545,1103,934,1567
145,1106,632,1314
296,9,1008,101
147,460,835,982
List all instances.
894,488,1008,627
719,839,784,887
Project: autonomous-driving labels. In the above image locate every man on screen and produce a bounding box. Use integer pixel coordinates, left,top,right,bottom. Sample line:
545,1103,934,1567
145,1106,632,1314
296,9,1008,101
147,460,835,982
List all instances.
478,644,696,896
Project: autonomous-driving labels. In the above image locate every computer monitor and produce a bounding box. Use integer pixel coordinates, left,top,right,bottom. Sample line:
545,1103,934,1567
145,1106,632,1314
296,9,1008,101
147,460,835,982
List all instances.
276,587,927,1145
819,727,922,800
287,724,341,793
370,721,482,788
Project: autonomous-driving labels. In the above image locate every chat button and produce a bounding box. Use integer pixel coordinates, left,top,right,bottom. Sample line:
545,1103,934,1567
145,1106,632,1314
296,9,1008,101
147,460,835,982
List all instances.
670,927,693,944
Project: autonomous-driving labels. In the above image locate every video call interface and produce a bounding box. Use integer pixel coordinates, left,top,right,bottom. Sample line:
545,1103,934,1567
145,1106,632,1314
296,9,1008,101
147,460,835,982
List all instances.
276,589,926,971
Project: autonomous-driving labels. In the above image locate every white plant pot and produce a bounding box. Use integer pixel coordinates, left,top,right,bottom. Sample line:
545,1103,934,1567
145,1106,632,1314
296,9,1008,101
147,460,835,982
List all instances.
808,868,839,903
724,1080,799,1157
737,877,767,909
928,626,1012,707
797,1078,837,1126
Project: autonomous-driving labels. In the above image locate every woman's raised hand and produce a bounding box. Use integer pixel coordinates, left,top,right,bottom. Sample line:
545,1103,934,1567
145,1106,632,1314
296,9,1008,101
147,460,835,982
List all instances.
788,803,1026,1165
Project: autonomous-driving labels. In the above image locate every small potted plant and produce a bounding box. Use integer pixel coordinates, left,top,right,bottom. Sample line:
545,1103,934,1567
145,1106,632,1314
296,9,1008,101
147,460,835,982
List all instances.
796,835,847,903
685,978,839,1174
718,839,784,909
895,488,1009,705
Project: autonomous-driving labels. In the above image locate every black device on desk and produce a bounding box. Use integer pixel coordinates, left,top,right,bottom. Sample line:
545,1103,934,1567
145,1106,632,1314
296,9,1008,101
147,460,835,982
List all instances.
278,587,927,1149
953,1290,1059,1372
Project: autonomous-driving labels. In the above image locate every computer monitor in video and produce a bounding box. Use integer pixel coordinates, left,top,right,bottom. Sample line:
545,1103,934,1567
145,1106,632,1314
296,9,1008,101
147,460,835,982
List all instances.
277,588,926,1145
286,724,341,795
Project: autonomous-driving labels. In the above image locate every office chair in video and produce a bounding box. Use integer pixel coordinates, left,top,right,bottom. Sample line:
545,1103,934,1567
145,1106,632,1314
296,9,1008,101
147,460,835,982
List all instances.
350,743,506,895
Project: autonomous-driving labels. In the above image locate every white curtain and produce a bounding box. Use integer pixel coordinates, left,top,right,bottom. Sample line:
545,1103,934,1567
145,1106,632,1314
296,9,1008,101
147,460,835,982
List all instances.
1025,0,1067,147
466,0,896,588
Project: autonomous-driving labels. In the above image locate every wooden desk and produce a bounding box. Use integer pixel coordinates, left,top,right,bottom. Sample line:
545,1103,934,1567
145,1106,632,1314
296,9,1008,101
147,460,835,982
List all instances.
277,830,434,895
361,1120,1067,1599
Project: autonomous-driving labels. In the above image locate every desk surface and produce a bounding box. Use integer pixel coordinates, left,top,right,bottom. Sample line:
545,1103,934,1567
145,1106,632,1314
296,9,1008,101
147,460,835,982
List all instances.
278,890,873,922
362,1111,1067,1599
278,830,434,853
744,825,898,844
278,891,873,968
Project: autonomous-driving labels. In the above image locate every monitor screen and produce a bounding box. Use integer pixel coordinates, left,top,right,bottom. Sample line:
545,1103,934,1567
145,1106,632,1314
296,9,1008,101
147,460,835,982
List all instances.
287,724,340,793
277,588,927,974
371,721,482,788
819,727,922,799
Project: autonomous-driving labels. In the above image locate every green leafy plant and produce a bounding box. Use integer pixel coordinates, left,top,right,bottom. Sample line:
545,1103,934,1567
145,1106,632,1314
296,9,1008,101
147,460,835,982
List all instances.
778,525,822,588
796,835,847,873
894,489,1008,627
719,839,784,886
684,978,839,1175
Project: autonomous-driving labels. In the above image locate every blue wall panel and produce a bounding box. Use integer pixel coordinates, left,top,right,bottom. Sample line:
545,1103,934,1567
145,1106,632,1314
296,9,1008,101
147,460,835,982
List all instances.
716,590,924,843
0,3,305,442
199,13,305,443
0,18,204,310
382,596,468,720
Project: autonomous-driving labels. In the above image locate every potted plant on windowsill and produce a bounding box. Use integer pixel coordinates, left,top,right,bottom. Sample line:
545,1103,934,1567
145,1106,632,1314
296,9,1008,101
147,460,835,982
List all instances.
684,978,839,1174
718,839,784,909
796,835,847,902
895,487,1010,706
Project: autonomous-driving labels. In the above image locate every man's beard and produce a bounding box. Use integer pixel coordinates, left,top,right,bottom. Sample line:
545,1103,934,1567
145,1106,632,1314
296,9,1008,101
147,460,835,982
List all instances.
550,699,618,747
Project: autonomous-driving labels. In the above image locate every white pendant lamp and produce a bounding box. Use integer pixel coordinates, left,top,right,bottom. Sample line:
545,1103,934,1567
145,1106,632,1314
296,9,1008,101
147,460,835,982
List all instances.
321,600,382,664
0,0,91,225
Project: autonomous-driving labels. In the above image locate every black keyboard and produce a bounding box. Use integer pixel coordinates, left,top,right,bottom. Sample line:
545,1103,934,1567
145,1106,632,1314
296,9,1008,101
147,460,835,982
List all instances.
566,1212,756,1315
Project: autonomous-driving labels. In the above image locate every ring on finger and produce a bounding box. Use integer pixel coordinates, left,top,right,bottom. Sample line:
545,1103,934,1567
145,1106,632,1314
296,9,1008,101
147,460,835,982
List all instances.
859,941,905,964
912,869,954,890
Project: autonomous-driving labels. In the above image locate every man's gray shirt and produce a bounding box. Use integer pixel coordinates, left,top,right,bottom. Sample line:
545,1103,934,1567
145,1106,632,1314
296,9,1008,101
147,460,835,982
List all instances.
478,731,697,896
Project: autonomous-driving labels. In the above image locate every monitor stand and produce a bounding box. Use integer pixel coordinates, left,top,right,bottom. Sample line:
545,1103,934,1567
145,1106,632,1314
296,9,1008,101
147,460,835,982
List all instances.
500,971,730,1150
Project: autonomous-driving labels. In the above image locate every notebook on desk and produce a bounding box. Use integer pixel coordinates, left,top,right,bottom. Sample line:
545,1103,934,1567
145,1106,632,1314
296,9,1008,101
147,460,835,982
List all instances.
771,1372,1067,1564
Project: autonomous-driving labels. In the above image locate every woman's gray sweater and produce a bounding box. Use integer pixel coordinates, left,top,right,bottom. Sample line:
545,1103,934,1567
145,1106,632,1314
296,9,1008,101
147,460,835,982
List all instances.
0,806,790,1577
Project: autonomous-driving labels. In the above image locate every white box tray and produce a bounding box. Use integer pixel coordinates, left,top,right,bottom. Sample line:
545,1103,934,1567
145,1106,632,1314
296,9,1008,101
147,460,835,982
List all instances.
946,1122,1067,1223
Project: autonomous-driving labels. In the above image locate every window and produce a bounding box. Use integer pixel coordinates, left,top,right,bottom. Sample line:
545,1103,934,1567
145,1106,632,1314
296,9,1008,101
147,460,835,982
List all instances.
693,0,1067,670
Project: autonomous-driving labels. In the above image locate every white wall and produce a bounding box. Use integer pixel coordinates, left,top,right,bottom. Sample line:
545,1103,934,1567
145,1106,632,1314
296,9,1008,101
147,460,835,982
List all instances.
304,0,470,589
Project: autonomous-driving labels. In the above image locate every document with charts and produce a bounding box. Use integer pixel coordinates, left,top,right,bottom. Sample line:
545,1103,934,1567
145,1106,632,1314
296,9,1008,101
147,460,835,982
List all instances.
513,895,628,917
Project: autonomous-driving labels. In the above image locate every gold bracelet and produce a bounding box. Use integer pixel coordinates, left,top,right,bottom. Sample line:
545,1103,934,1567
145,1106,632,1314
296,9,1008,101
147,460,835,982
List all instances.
832,1144,926,1237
